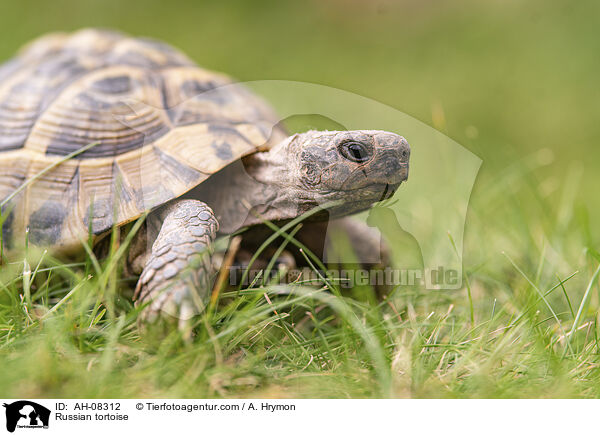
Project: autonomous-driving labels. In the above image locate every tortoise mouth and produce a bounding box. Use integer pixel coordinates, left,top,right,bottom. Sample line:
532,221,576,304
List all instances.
323,183,401,217
340,162,409,193
321,182,401,219
379,183,398,201
341,180,402,191
344,181,402,198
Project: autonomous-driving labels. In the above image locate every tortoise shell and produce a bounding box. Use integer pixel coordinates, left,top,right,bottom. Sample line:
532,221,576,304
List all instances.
0,29,285,251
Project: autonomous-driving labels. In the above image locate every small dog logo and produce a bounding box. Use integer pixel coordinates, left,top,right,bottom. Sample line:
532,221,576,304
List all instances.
2,401,50,433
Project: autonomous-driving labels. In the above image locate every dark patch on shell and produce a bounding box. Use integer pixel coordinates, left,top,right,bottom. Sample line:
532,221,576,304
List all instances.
83,197,114,236
0,132,30,152
91,75,132,94
111,162,136,207
167,86,231,126
0,205,15,250
28,201,67,245
208,124,250,143
45,134,151,159
181,79,218,96
211,140,233,160
153,146,204,185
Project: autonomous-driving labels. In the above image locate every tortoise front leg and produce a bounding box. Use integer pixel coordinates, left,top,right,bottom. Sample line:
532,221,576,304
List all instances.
134,199,219,325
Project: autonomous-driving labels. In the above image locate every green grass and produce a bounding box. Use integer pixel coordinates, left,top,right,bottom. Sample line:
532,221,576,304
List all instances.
1,0,599,398
0,156,599,398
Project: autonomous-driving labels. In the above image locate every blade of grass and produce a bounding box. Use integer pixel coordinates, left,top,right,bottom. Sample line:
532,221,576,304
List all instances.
563,263,600,356
503,251,574,356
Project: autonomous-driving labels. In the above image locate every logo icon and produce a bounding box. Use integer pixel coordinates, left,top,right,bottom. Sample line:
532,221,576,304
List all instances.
2,401,50,433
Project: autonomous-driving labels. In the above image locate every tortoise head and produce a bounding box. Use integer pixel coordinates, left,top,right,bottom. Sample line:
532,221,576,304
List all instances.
246,130,410,220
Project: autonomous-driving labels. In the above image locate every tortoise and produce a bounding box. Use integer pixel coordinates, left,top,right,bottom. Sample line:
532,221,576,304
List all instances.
0,29,410,323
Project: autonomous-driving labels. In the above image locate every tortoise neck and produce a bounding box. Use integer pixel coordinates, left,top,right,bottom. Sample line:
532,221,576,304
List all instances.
191,148,301,234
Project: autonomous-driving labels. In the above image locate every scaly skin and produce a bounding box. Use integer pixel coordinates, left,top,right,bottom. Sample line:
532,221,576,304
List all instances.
133,199,218,324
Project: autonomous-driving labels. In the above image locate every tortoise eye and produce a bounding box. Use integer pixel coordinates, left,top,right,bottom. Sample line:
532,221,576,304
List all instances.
340,141,371,163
